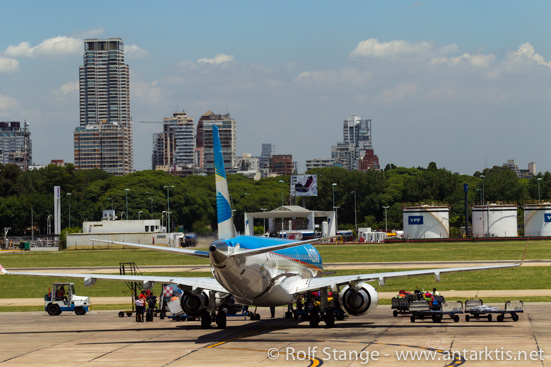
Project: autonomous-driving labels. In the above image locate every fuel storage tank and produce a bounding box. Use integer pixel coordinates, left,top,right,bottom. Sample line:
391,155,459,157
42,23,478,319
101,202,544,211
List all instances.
523,203,551,237
403,205,449,239
472,204,518,238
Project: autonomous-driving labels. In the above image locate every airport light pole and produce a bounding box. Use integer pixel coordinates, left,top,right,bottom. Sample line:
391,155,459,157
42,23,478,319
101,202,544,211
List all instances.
383,206,390,233
146,192,154,219
66,193,71,228
351,190,357,234
480,175,485,205
261,208,267,234
162,211,167,232
120,211,125,220
332,183,337,210
138,211,143,220
538,177,542,203
125,189,130,220
164,185,174,232
279,180,285,207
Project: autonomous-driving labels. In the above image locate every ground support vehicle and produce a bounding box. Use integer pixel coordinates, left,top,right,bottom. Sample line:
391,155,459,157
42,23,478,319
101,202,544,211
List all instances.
45,283,89,316
409,300,463,323
464,299,523,322
290,291,348,328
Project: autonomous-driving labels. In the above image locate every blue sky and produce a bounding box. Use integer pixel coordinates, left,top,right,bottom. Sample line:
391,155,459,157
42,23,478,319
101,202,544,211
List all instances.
1,1,550,174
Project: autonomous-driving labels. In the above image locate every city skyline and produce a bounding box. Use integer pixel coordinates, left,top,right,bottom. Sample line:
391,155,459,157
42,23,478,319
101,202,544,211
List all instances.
0,1,550,174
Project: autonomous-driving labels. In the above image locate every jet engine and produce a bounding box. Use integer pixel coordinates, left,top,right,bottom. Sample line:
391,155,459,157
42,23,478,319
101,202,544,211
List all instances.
338,282,379,316
180,292,209,316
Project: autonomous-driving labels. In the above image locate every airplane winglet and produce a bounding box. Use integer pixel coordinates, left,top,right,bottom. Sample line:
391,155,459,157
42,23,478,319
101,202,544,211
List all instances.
0,264,8,275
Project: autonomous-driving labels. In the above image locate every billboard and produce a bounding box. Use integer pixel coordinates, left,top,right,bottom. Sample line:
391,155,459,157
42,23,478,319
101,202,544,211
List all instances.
290,175,318,197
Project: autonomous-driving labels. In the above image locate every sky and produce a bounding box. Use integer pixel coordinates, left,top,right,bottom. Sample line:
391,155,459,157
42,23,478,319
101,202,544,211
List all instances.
0,1,550,175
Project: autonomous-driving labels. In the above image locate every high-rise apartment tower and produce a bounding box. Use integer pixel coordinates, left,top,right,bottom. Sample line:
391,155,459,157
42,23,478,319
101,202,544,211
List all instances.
74,38,133,175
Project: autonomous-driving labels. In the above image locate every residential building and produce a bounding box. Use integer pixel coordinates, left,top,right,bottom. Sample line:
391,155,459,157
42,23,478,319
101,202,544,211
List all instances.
270,154,295,175
305,158,335,171
259,143,275,178
152,111,195,174
0,121,31,170
74,38,132,175
196,111,236,174
331,115,380,171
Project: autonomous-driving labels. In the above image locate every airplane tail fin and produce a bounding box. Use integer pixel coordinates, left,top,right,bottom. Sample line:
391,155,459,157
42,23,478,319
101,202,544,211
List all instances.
213,125,236,240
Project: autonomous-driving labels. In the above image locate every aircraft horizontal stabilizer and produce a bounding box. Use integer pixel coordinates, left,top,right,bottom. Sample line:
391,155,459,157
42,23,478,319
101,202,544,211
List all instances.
229,236,337,257
90,240,210,258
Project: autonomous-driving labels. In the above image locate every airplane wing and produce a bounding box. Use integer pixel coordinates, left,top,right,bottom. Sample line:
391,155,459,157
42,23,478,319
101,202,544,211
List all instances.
295,263,520,293
0,264,227,293
90,240,210,258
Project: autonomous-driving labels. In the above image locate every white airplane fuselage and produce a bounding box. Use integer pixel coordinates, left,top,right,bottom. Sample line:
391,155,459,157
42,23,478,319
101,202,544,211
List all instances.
209,236,323,306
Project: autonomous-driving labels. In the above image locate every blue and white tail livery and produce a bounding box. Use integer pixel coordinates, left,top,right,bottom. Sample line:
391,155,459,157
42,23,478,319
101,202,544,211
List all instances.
213,125,236,239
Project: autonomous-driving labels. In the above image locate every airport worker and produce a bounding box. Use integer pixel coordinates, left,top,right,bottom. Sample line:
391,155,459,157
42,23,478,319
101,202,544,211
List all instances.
135,297,145,322
270,306,275,318
56,286,67,301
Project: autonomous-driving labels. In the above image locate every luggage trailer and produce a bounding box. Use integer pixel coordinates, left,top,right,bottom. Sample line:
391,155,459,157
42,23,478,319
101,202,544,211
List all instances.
408,300,464,323
464,299,523,322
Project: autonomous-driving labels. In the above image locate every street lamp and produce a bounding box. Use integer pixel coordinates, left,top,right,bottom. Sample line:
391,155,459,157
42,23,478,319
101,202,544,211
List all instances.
279,180,285,207
480,175,485,205
164,185,174,232
66,193,71,228
383,206,390,233
351,190,357,234
138,211,143,220
47,212,51,236
538,177,543,203
120,211,125,220
261,208,267,234
125,188,130,220
146,192,154,219
332,183,337,210
162,211,167,232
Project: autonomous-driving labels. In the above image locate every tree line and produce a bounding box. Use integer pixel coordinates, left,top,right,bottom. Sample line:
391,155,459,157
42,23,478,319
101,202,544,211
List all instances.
1,162,549,237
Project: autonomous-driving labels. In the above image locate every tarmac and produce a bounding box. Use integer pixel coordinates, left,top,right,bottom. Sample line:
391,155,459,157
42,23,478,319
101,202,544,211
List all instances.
1,289,550,307
0,304,548,366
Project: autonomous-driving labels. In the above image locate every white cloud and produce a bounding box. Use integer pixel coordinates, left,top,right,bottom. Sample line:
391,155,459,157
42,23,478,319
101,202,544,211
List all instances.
5,36,81,57
0,57,19,72
132,80,164,105
508,42,551,68
125,44,148,58
54,81,79,95
430,53,496,68
294,67,371,87
0,94,18,110
350,38,434,60
197,54,234,64
376,82,419,105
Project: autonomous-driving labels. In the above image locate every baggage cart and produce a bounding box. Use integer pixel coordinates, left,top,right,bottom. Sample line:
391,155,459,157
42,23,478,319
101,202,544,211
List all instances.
409,300,463,323
464,299,523,322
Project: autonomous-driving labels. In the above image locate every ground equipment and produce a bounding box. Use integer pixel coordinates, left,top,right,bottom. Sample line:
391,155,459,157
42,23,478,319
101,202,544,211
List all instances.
44,283,89,315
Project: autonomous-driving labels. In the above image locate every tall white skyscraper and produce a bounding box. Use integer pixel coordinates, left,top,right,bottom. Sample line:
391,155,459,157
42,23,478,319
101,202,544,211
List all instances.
74,38,133,175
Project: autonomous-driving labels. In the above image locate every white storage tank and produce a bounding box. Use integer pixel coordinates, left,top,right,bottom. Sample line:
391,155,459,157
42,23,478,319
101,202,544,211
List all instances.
402,205,449,239
523,203,551,237
472,204,518,238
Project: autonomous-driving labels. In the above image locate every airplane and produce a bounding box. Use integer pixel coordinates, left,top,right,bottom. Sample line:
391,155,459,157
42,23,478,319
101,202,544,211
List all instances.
0,125,520,329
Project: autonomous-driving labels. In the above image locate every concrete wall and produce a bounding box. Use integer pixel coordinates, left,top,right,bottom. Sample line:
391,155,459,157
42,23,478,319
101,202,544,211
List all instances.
66,232,183,249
